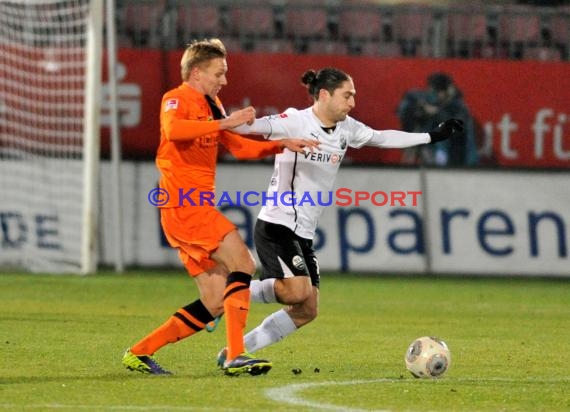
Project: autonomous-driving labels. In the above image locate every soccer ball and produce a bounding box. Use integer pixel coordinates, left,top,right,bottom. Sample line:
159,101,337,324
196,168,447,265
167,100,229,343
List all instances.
405,336,451,378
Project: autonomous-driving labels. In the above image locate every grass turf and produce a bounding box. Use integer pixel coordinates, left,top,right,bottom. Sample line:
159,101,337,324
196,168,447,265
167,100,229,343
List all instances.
1,270,569,411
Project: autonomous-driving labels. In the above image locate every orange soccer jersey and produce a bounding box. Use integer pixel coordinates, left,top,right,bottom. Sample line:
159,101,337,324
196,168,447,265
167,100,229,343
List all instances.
157,83,282,275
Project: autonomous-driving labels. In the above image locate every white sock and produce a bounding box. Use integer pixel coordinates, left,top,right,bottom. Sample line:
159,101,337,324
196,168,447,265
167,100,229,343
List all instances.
249,278,277,303
244,309,297,353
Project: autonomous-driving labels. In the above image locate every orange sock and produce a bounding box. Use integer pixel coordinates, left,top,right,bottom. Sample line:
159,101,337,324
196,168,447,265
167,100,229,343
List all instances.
131,299,213,356
223,272,252,360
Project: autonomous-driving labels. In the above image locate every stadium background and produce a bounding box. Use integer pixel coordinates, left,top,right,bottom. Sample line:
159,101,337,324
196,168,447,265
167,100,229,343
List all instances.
105,0,570,277
1,0,569,276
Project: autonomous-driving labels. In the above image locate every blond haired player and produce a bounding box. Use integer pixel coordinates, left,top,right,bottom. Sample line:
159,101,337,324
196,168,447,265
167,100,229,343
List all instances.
121,39,317,376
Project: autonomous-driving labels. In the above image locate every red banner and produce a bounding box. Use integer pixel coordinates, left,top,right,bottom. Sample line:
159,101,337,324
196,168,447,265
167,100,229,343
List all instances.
103,50,570,168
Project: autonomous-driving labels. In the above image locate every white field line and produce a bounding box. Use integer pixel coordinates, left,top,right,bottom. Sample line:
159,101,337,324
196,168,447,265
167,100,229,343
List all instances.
2,377,568,411
265,378,395,412
265,376,570,411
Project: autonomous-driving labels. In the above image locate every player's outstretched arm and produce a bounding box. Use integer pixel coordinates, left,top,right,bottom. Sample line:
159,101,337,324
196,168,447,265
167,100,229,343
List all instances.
161,105,256,142
365,118,464,149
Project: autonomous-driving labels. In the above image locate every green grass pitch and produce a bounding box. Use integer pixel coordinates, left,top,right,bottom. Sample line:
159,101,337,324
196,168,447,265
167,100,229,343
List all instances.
1,270,569,411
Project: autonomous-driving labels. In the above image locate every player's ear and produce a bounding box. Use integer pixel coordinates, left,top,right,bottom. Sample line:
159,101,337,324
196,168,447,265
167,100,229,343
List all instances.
189,66,202,80
318,88,330,100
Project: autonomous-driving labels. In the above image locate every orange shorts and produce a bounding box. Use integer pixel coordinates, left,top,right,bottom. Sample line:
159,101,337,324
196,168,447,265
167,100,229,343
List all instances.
160,206,236,276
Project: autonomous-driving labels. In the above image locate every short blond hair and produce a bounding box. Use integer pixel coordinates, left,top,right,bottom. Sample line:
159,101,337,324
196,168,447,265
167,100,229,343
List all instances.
180,38,226,81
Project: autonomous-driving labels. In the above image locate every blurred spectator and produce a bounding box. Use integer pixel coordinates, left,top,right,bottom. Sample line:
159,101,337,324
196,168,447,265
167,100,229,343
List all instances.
397,72,479,167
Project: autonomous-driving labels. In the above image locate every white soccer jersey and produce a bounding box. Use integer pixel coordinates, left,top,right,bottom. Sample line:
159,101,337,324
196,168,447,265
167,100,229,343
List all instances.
235,107,430,239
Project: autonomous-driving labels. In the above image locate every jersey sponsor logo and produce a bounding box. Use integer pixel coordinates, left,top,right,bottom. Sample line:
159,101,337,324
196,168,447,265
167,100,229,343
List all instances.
303,151,343,165
279,113,288,118
164,98,179,112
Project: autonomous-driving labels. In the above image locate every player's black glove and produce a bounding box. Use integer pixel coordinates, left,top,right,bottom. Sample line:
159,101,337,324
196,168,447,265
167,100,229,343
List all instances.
428,119,464,144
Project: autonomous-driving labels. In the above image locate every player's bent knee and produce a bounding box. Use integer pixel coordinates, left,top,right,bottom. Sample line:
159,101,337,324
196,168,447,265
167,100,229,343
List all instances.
300,294,319,322
307,305,318,321
275,277,312,304
216,230,257,274
288,302,318,327
300,302,318,322
243,256,257,275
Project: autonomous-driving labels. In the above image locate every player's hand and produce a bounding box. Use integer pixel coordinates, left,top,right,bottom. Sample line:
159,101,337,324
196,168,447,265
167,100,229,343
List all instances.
221,106,256,129
280,138,320,153
428,119,464,144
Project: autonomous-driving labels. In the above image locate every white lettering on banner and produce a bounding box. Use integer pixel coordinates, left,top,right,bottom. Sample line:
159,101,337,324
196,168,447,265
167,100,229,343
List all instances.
485,109,569,162
498,113,519,159
554,112,569,160
533,108,553,159
479,108,570,161
100,62,141,127
533,109,570,160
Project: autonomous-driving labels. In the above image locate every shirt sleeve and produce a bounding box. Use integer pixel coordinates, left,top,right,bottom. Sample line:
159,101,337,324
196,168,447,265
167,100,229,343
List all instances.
231,108,299,140
366,130,431,148
232,118,273,137
345,116,430,149
160,94,222,142
220,131,283,160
